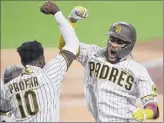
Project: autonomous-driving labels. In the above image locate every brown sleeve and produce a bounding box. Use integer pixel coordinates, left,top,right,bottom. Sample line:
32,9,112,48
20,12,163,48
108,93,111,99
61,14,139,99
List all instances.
59,50,76,71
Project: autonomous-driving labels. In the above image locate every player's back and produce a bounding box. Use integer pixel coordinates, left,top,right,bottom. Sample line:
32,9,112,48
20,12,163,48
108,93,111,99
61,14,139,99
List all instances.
2,55,67,122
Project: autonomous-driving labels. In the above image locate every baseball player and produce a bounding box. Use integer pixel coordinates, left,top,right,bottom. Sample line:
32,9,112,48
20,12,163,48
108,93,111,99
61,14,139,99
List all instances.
0,1,80,122
58,7,159,122
1,65,24,122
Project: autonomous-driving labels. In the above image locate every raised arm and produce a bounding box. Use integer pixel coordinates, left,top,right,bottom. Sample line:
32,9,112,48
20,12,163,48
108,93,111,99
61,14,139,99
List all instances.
58,6,88,51
57,7,103,66
40,1,81,68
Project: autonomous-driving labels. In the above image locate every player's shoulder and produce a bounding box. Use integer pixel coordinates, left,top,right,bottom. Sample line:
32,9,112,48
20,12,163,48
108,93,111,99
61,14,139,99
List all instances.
127,59,147,69
79,42,102,51
124,59,148,75
3,75,21,86
2,76,20,94
44,54,66,68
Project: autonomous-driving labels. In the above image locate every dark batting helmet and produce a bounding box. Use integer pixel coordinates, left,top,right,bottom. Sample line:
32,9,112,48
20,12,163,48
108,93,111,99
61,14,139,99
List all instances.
106,22,137,58
3,65,24,84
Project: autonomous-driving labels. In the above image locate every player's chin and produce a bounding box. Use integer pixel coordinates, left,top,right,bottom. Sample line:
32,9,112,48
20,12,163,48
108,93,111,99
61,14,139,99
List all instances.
107,56,117,63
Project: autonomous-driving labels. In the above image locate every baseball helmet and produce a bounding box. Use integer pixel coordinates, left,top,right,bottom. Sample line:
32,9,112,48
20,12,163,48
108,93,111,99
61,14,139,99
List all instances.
3,65,24,84
106,22,137,58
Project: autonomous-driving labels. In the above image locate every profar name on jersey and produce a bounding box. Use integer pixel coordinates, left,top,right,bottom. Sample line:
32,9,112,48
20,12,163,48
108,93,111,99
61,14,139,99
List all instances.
8,77,39,94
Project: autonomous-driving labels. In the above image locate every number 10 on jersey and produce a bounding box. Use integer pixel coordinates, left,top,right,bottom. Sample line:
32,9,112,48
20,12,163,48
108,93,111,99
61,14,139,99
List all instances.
16,90,40,118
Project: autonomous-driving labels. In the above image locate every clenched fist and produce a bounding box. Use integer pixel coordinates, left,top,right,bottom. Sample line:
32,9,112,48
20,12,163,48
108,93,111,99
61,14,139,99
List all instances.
40,1,60,15
69,6,88,23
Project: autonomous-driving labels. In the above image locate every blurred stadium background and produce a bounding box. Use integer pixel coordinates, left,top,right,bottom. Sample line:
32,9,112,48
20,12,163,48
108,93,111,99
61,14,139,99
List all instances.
1,1,162,48
1,0,163,122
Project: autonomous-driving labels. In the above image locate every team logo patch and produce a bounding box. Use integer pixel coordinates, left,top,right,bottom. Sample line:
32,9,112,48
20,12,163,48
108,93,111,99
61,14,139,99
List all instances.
115,24,121,33
152,84,158,95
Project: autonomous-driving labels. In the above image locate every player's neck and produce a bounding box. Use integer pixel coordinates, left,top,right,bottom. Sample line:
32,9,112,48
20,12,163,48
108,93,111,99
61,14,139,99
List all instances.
24,61,42,68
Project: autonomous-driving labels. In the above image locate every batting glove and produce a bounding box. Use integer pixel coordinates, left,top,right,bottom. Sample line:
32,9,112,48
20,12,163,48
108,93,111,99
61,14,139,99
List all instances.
69,6,88,22
132,108,154,122
132,108,147,122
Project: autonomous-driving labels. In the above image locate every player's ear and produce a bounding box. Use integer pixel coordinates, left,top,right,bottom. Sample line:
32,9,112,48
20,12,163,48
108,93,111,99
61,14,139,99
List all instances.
39,55,45,67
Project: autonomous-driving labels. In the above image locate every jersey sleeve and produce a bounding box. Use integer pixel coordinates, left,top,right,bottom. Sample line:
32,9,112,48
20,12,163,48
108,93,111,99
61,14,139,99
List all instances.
43,54,67,83
136,67,158,107
0,86,11,113
77,42,102,66
43,52,75,83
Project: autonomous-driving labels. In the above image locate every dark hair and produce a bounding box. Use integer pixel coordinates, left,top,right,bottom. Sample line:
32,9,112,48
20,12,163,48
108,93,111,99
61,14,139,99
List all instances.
17,40,44,65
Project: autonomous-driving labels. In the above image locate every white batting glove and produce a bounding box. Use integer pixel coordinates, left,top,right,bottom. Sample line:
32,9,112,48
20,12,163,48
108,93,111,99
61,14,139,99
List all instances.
69,6,88,22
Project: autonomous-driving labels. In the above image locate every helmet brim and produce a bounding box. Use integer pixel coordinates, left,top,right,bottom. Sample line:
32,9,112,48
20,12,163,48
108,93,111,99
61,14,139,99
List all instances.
105,31,132,43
